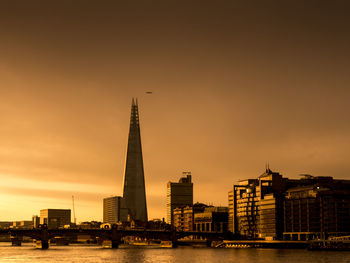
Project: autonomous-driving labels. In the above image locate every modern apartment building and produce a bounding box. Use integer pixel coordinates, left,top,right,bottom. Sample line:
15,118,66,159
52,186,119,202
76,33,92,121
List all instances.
173,202,207,231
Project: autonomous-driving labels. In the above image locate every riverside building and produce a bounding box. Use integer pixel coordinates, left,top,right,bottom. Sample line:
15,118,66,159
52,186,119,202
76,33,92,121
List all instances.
194,206,229,232
167,172,193,224
228,168,350,240
173,202,208,231
283,177,350,240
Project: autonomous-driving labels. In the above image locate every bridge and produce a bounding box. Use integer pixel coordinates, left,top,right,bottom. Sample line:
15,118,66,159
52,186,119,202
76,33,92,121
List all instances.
0,226,229,249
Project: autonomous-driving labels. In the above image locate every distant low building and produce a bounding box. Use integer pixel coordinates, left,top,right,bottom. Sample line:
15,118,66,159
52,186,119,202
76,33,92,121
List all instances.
0,222,12,229
40,209,71,229
194,206,228,232
146,218,170,230
79,221,102,229
173,202,208,231
12,221,33,229
32,215,40,228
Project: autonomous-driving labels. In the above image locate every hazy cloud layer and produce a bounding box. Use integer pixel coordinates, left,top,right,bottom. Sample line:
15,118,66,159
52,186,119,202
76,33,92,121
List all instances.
0,0,350,221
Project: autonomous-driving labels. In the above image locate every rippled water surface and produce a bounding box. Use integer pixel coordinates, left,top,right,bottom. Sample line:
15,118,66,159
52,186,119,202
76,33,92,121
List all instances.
0,243,350,263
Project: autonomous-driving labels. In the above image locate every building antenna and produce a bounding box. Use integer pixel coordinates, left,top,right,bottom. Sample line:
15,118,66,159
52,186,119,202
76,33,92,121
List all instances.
72,195,76,225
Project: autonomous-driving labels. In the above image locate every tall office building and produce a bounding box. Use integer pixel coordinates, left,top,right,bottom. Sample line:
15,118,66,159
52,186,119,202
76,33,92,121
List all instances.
103,196,129,224
167,172,193,224
122,98,148,222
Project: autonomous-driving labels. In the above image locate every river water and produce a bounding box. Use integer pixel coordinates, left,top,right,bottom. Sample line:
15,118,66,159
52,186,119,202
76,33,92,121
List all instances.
0,243,349,263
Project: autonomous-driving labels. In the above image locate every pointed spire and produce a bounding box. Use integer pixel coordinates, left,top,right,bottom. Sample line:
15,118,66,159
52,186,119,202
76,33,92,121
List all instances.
265,162,271,173
122,98,148,222
130,97,139,126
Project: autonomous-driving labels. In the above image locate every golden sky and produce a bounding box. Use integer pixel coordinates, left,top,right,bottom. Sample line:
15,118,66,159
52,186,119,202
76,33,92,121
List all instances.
0,1,350,222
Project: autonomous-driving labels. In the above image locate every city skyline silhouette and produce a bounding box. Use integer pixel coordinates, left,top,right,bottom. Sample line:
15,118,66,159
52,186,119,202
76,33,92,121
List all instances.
1,1,350,222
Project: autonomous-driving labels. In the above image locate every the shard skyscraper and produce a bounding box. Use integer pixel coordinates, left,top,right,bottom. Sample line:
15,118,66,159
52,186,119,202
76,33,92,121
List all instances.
122,98,148,222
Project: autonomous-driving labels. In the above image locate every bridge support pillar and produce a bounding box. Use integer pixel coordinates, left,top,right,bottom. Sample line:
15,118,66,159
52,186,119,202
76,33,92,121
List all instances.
11,238,22,246
111,240,119,249
39,227,50,249
171,231,178,248
206,240,212,247
109,227,121,249
41,240,49,250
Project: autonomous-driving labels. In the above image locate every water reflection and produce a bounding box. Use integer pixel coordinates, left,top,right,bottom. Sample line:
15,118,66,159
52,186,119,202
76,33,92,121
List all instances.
0,244,350,263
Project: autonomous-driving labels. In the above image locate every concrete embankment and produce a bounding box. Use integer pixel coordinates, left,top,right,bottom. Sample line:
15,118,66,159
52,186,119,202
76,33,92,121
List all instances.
216,240,308,249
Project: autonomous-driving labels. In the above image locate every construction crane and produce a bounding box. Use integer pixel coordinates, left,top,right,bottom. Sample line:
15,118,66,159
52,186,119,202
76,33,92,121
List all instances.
72,195,77,225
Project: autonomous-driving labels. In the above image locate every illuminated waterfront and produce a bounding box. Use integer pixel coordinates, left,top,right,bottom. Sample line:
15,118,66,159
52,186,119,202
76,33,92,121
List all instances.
0,243,350,263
